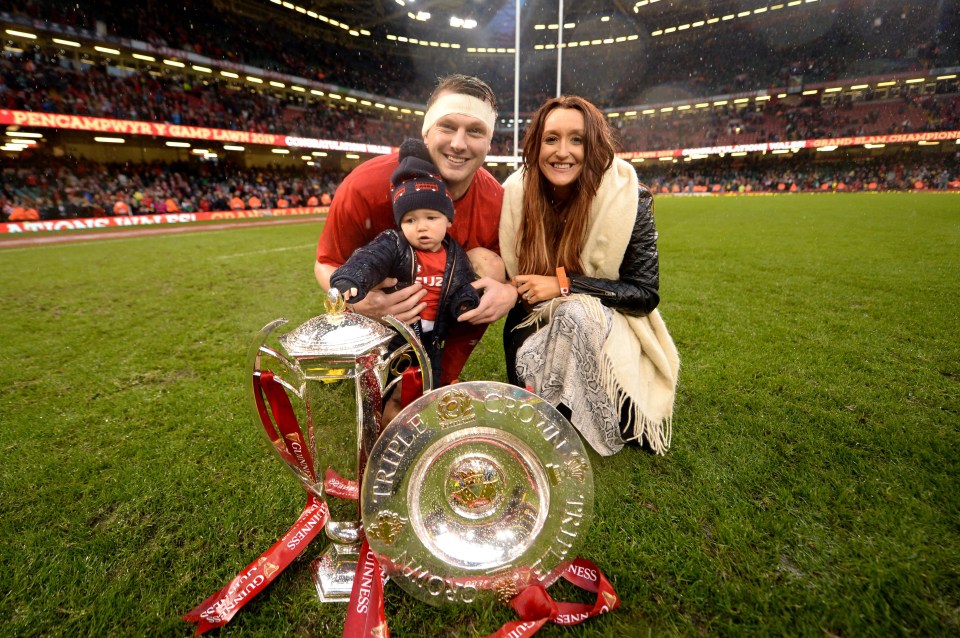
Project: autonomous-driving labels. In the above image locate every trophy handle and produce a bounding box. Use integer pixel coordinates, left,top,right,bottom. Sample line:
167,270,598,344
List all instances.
250,319,294,373
382,315,434,394
248,318,322,497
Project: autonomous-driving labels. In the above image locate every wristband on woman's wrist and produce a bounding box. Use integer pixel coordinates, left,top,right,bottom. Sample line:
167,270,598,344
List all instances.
556,267,570,297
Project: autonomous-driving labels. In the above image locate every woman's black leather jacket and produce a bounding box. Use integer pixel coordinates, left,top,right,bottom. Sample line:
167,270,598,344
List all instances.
568,185,660,316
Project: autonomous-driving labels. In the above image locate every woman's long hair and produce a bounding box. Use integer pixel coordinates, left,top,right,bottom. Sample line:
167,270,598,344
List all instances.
517,96,615,276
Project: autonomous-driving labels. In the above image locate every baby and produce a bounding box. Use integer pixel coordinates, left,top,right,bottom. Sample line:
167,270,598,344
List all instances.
330,139,479,418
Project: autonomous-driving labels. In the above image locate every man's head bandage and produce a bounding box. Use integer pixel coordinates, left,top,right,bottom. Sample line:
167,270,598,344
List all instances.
421,93,497,138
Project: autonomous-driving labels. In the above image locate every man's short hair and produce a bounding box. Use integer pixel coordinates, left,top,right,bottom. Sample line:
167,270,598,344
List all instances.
427,75,497,112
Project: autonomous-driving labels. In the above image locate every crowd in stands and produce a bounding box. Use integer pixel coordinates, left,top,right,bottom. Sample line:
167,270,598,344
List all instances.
5,0,956,113
635,153,960,194
6,0,427,102
4,40,954,158
2,0,958,223
0,45,417,146
1,153,345,222
617,93,960,152
4,148,957,223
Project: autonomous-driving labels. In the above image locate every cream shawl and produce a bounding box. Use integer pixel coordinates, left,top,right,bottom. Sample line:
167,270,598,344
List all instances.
499,158,680,453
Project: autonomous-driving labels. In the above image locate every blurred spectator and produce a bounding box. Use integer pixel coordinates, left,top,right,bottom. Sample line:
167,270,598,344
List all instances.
112,194,130,216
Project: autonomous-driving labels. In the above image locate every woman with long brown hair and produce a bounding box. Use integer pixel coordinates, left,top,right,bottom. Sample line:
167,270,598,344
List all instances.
500,96,680,455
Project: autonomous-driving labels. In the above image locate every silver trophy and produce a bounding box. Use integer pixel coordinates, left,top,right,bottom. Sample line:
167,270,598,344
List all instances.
361,381,594,606
249,289,432,602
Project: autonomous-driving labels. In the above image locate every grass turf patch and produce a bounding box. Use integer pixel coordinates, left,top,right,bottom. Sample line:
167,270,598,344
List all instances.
0,193,957,636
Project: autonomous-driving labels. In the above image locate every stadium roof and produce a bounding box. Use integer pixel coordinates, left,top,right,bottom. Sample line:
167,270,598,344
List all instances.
250,0,771,48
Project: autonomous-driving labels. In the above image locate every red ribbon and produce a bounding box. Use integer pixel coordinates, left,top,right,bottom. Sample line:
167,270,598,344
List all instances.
399,366,423,407
483,559,620,638
183,370,329,635
339,556,619,638
253,371,316,481
182,495,329,635
342,540,389,638
325,467,360,500
487,587,558,638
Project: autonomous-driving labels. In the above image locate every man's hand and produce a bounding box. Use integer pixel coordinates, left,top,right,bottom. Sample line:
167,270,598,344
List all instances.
349,279,426,324
457,277,518,325
316,261,425,323
458,247,516,323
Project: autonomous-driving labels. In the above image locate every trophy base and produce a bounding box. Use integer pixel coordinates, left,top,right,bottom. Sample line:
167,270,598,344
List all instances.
311,542,360,602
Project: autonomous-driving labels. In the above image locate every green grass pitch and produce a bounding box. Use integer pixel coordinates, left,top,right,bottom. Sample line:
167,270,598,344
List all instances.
1,192,957,636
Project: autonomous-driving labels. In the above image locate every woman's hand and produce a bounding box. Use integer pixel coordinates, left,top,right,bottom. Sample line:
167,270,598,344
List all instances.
512,275,561,305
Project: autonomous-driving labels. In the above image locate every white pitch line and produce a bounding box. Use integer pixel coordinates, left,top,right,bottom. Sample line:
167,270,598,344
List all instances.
216,243,316,260
0,230,193,253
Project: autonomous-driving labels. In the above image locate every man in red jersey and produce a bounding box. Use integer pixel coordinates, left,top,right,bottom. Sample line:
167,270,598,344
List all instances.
315,75,517,385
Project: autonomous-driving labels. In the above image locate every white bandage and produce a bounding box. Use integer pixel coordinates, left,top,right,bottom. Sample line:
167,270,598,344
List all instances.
421,93,497,138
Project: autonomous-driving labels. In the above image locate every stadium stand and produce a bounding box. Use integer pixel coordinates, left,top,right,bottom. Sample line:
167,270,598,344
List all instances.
616,91,960,152
0,44,417,145
1,0,958,221
2,41,953,153
4,0,432,101
1,153,345,220
634,153,960,195
8,0,957,111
